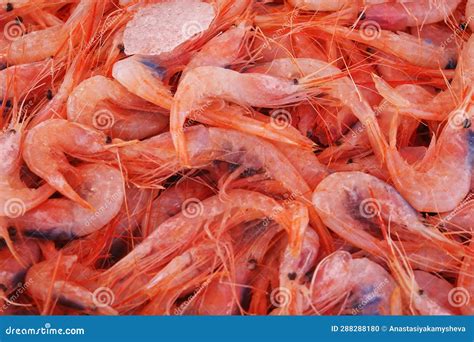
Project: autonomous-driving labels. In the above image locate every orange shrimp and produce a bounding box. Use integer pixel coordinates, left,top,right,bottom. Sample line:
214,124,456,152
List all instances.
0,124,54,219
379,91,473,212
312,171,464,257
170,67,311,165
361,0,462,31
143,178,214,235
23,119,111,209
26,254,117,315
15,164,124,240
67,75,167,140
4,0,105,65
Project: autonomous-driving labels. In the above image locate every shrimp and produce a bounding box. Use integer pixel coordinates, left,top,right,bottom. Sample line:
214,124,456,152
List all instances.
101,190,293,289
67,75,167,140
361,0,462,31
26,254,117,315
245,58,386,161
112,56,173,110
309,251,352,314
183,22,249,75
379,91,473,212
0,60,51,99
344,258,396,315
312,171,464,257
15,164,124,240
143,178,214,235
170,66,308,165
318,25,451,69
4,0,105,65
120,125,334,253
0,125,55,219
468,0,474,31
23,119,111,209
414,271,461,314
0,239,41,294
288,0,352,11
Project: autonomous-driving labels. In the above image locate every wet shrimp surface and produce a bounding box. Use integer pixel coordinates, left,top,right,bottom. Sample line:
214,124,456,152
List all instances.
0,0,472,315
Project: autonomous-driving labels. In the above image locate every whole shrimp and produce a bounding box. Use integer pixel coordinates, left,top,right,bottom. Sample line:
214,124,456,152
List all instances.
23,119,111,209
312,171,464,257
379,90,474,212
15,164,124,240
0,123,55,219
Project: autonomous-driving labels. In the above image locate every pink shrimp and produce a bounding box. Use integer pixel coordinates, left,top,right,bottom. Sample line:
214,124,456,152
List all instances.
26,254,117,315
379,91,473,212
15,164,124,240
170,66,308,165
112,56,173,110
0,60,51,99
0,124,55,219
67,75,167,140
361,0,462,31
344,258,397,315
23,119,111,209
312,171,464,257
4,1,105,65
467,0,474,31
457,240,474,314
143,178,214,235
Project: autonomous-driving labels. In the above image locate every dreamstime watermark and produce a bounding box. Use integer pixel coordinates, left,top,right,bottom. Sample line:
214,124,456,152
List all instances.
448,287,470,308
1,279,34,312
3,198,26,218
352,279,389,315
270,287,292,308
92,287,115,308
359,21,382,41
92,109,115,130
3,20,26,41
182,20,206,40
270,109,292,130
84,191,122,227
181,198,204,219
174,278,212,315
359,198,382,219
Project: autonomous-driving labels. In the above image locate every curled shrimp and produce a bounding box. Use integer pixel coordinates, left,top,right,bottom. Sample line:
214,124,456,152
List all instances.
15,164,124,240
0,60,51,99
170,66,308,165
379,91,473,212
344,258,396,315
312,171,463,257
67,75,167,140
288,0,352,11
26,254,117,315
0,124,54,219
23,119,111,209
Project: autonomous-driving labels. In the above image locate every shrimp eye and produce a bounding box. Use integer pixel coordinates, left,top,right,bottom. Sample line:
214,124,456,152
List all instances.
105,136,112,144
46,89,53,100
7,226,17,237
287,272,297,281
358,11,366,20
292,78,299,85
5,3,13,12
117,43,125,53
418,289,424,295
0,284,7,292
347,158,354,164
445,59,457,70
460,23,467,30
463,118,471,129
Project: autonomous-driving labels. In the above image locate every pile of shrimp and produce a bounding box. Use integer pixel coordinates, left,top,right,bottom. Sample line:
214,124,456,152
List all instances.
0,0,473,316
